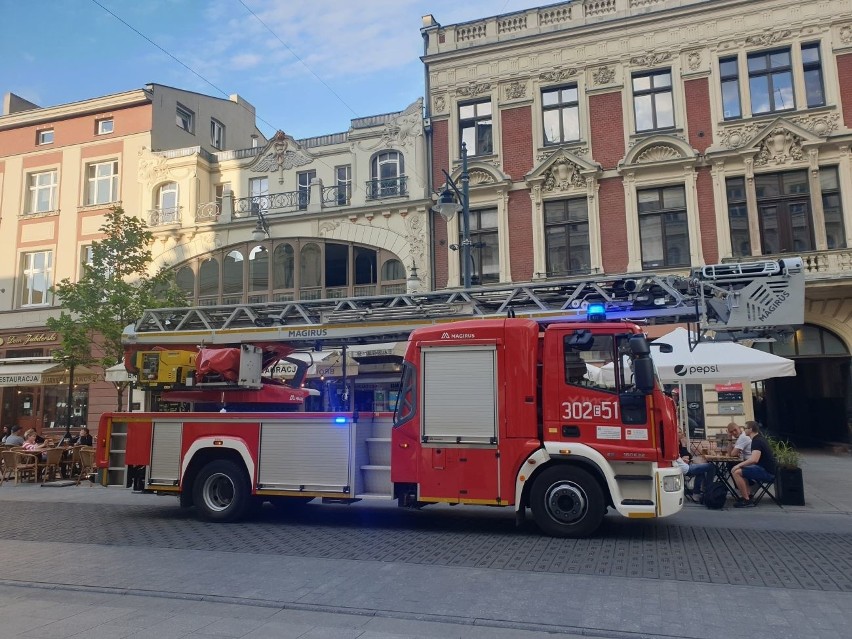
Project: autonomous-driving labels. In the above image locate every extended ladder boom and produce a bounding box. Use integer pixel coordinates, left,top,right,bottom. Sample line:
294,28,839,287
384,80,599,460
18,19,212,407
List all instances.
124,257,804,347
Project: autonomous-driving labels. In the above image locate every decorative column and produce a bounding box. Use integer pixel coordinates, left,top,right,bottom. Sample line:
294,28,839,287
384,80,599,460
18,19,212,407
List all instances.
683,164,705,267
623,172,642,271
743,158,762,256
808,148,828,250
839,146,852,249
711,161,733,260
586,176,603,273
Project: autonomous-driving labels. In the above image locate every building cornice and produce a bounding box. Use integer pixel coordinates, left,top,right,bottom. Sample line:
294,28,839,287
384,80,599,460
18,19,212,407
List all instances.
0,89,151,131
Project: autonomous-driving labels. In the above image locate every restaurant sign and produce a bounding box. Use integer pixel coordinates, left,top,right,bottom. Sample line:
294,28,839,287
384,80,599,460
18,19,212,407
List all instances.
0,332,59,347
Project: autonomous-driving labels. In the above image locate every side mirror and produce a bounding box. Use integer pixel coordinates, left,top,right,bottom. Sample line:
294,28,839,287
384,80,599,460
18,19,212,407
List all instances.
653,341,674,353
633,357,655,394
629,335,650,356
567,329,595,351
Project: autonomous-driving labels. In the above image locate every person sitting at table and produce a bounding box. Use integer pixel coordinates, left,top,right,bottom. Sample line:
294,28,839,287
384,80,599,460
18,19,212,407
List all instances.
674,451,716,502
21,429,49,460
4,425,24,446
65,426,93,447
732,421,776,508
726,422,751,461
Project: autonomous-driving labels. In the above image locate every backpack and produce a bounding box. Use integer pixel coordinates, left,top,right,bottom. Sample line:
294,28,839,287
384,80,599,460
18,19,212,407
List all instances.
703,482,728,510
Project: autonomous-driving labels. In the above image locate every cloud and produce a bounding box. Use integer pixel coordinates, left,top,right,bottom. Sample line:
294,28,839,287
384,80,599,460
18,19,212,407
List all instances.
229,53,263,70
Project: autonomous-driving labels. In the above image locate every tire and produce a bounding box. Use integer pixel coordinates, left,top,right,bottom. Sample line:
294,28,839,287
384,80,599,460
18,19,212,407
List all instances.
530,465,605,538
192,459,252,522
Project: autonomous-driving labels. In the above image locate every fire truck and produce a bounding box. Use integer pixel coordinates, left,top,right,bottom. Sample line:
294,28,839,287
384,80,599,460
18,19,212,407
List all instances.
98,257,804,537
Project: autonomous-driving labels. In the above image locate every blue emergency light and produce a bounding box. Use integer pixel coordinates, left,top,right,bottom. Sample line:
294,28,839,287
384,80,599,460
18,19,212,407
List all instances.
587,302,607,322
334,417,347,424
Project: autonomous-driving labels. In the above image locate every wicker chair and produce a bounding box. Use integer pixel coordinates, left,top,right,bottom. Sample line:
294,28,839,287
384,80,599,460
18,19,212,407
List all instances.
1,450,39,485
76,447,97,486
41,447,65,483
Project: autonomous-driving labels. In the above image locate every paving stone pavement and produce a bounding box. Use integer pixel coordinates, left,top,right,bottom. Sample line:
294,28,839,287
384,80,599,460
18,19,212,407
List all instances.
0,450,850,638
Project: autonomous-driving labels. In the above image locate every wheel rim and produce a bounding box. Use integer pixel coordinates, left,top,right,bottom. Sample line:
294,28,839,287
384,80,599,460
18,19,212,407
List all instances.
543,480,588,525
202,472,235,512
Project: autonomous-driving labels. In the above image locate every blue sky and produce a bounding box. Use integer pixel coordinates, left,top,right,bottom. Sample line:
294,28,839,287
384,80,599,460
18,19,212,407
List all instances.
1,0,521,140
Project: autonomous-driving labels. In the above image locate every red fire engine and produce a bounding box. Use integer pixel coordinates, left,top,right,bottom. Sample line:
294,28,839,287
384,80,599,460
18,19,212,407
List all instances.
98,257,804,537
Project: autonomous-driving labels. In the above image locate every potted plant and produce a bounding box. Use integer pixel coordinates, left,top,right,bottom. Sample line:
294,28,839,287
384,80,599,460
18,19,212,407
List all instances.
769,437,805,505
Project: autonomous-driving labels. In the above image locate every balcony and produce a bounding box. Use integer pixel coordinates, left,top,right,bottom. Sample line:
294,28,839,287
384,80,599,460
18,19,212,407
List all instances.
724,248,852,285
233,191,308,217
322,184,351,207
196,202,220,223
365,176,408,200
148,206,181,227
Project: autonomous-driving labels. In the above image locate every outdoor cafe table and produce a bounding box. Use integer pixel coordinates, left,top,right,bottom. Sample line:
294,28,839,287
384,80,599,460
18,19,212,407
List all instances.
703,454,741,499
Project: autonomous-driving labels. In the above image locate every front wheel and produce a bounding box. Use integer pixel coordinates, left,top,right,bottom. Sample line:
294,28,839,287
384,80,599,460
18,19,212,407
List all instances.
530,465,605,538
192,459,251,522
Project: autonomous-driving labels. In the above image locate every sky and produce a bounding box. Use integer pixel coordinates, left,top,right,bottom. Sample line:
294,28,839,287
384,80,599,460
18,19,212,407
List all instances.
0,0,525,140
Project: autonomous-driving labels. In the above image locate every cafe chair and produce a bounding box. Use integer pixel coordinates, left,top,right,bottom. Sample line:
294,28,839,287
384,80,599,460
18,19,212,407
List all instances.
40,447,65,483
0,450,14,485
60,446,82,479
1,451,39,485
76,447,97,486
751,475,781,507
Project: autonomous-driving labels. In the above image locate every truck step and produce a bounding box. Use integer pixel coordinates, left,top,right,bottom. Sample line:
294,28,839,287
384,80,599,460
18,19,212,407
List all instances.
615,475,652,481
355,493,394,500
621,499,654,506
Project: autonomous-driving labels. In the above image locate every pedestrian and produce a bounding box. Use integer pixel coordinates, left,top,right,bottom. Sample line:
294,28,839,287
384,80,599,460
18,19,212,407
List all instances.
4,425,25,446
1,425,11,443
732,421,776,508
726,422,751,460
674,450,716,502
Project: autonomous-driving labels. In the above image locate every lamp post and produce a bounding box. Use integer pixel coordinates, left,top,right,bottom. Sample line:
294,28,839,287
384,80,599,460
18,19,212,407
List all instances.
250,201,270,242
64,363,75,442
432,142,472,289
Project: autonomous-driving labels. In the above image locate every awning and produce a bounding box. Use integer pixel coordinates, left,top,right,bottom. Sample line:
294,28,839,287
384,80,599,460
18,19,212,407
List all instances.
0,361,102,386
105,363,133,382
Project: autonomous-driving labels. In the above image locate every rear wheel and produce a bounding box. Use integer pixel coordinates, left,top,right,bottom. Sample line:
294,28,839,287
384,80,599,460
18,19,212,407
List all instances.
192,459,251,522
530,466,605,538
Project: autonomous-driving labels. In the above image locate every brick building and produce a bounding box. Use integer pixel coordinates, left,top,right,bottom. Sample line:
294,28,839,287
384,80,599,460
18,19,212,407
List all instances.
0,85,265,436
421,0,852,444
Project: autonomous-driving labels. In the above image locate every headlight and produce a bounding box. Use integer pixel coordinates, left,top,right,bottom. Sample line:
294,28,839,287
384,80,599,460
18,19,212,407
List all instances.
662,474,682,492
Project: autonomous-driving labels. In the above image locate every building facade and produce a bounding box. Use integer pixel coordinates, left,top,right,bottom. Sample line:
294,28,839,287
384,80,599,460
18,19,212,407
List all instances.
422,0,852,444
130,99,430,414
0,85,265,436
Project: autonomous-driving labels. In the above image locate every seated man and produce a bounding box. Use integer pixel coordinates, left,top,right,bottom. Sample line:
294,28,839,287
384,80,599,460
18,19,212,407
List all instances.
674,451,715,501
732,421,776,508
726,421,751,461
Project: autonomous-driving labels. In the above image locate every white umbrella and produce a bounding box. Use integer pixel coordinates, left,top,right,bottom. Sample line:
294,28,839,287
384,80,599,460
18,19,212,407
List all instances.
650,327,795,384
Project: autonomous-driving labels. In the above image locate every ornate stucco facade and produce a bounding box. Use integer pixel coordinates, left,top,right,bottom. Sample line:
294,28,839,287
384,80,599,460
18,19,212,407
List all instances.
422,0,852,443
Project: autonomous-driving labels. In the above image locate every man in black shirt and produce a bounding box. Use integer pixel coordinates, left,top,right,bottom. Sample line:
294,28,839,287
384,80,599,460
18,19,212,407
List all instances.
732,421,776,508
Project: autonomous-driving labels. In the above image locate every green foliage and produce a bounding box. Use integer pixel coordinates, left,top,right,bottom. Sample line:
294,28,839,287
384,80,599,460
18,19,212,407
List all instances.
767,436,800,469
45,312,93,368
50,207,186,406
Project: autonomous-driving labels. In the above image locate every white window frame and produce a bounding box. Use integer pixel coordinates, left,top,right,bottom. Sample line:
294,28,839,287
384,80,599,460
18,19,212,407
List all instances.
37,129,54,145
158,182,179,211
210,118,225,149
85,160,119,206
176,103,194,133
96,118,114,135
19,250,54,307
27,169,58,214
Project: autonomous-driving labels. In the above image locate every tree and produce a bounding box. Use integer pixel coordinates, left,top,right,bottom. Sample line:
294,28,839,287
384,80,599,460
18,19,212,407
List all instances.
46,312,93,438
49,206,186,410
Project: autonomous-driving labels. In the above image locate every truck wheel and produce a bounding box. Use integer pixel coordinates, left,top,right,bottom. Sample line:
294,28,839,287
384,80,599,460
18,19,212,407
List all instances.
193,459,251,522
530,466,605,538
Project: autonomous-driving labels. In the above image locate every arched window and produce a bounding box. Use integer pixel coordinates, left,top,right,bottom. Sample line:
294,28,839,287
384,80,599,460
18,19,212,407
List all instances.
198,258,219,303
158,182,179,210
354,247,377,286
248,246,269,292
273,244,294,290
381,258,405,281
300,243,322,291
325,242,348,289
754,324,849,357
369,151,405,199
222,250,244,299
176,266,195,297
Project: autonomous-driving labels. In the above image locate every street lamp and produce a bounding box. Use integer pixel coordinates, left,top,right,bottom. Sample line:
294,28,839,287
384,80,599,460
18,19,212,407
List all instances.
250,201,270,242
64,364,75,443
432,141,472,289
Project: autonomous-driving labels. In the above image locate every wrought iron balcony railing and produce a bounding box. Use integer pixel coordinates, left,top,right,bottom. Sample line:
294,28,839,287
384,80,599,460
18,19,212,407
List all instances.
148,206,181,227
322,185,351,206
365,176,407,200
725,248,852,283
233,191,308,217
196,202,220,223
